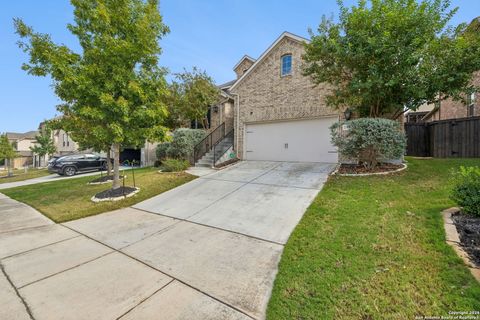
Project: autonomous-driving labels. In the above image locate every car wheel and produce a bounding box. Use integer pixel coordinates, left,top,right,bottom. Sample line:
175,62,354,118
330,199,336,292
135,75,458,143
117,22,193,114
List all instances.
63,166,76,176
101,162,107,171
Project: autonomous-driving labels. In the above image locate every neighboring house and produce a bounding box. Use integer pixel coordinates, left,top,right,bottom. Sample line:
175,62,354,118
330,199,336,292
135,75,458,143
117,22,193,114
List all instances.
405,72,479,123
204,32,341,166
5,131,38,169
38,121,157,167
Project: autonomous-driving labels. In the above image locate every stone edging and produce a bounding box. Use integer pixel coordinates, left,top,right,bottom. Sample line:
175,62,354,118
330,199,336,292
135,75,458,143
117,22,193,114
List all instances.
90,187,140,203
442,207,480,282
334,163,408,177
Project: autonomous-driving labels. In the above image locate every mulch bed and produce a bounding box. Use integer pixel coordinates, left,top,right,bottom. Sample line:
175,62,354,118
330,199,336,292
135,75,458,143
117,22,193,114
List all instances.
94,186,137,199
337,163,404,174
452,212,480,267
89,175,124,184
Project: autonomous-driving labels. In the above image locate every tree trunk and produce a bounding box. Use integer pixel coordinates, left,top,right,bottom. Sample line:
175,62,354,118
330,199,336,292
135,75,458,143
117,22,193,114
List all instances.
112,143,121,190
106,147,112,176
7,159,13,177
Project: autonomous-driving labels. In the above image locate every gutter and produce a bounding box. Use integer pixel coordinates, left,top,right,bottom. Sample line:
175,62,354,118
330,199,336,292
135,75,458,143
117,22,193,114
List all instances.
232,93,240,157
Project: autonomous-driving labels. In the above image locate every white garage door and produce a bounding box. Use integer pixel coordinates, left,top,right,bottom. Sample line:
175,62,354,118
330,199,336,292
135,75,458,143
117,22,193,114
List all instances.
245,117,338,163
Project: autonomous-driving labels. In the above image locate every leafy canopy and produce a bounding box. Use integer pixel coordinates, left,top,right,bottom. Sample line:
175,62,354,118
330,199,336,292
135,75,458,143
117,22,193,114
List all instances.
0,134,17,161
30,127,56,158
303,0,480,118
166,68,219,129
15,0,170,189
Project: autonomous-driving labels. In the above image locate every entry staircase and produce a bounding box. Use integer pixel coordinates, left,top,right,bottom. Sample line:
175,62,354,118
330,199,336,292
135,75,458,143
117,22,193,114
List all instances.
193,123,234,168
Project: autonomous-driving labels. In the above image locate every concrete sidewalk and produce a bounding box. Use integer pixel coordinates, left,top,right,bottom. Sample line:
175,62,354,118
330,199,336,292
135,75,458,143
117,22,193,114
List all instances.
0,171,103,190
0,161,335,320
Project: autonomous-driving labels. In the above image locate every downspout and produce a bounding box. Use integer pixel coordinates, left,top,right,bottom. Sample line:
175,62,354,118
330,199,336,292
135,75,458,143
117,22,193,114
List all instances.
232,93,240,158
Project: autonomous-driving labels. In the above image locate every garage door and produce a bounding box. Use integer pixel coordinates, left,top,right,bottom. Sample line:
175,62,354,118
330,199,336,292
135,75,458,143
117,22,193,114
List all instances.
245,117,338,163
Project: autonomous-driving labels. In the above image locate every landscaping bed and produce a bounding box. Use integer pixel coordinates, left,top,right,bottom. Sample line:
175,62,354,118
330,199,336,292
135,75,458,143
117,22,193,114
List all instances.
452,212,480,266
1,167,195,222
337,162,404,175
267,158,480,319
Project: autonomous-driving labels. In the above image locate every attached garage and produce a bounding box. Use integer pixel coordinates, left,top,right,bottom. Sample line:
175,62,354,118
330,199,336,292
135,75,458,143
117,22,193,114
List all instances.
244,117,338,163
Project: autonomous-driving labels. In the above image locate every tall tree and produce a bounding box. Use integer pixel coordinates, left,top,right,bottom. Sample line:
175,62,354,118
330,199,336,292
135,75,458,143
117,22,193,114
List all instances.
167,68,220,129
30,128,56,167
0,134,17,177
303,0,480,118
15,0,170,190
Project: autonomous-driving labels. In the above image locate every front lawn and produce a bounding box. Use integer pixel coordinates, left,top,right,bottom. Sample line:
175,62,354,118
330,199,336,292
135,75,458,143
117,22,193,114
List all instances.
267,158,480,319
0,168,50,184
1,167,195,222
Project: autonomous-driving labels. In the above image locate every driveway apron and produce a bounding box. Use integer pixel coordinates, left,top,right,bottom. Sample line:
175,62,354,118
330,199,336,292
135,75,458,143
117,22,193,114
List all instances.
0,161,335,320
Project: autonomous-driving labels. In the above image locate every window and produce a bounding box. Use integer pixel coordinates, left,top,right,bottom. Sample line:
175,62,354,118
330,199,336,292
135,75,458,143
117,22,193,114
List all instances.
281,54,292,76
467,92,475,117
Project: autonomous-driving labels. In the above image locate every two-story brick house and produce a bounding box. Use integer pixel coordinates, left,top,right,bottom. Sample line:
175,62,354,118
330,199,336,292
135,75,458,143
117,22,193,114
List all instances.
207,32,341,165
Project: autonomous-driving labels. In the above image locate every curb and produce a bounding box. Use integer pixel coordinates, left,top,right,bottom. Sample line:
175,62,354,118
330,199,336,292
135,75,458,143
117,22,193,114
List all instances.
442,207,480,282
335,163,408,177
91,187,140,203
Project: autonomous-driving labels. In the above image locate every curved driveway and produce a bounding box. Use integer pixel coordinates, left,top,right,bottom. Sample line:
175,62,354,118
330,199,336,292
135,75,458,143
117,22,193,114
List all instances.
0,161,335,320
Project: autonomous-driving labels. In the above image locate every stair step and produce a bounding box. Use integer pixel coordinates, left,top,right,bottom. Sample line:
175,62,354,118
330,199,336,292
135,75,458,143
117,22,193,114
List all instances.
195,163,212,168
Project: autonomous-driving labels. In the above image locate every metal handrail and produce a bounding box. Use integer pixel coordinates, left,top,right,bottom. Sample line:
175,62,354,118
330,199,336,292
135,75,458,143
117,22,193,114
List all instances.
213,129,234,165
193,122,225,163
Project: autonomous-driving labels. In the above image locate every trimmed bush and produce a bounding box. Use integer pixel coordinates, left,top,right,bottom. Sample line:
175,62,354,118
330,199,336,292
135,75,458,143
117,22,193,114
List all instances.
330,118,406,169
161,158,190,172
156,128,206,162
156,142,171,161
451,166,480,216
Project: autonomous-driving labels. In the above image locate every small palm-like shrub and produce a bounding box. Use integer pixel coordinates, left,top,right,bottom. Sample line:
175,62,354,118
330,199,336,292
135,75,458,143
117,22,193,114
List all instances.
161,158,190,172
330,118,406,169
451,166,480,216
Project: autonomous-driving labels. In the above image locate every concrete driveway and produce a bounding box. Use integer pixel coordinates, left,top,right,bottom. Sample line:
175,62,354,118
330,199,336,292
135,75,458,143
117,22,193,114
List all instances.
0,161,335,320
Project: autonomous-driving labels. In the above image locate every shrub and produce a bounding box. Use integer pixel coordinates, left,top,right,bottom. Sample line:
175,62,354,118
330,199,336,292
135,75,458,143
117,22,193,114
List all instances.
156,128,206,162
169,128,206,159
161,158,190,172
156,142,171,161
330,118,406,169
451,166,480,216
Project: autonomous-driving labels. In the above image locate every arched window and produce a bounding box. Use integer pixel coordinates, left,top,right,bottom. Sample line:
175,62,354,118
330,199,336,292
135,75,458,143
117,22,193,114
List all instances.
281,54,292,76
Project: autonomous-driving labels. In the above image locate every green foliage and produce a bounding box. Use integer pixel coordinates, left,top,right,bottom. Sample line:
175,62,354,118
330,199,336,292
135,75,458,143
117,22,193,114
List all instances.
30,128,56,158
330,118,406,169
156,128,206,161
451,166,480,216
155,142,171,161
0,134,17,176
303,0,480,118
161,158,190,172
166,68,219,129
14,0,170,189
0,134,17,161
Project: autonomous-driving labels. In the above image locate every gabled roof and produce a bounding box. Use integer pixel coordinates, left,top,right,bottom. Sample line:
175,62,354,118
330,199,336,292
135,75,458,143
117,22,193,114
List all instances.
232,55,256,72
230,32,310,91
6,131,38,141
217,79,237,89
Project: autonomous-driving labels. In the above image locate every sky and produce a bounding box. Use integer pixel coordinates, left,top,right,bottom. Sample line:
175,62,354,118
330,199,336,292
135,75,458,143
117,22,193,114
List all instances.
0,0,479,133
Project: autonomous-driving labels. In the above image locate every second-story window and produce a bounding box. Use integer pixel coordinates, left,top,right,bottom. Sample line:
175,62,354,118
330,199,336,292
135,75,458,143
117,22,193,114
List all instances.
281,54,292,76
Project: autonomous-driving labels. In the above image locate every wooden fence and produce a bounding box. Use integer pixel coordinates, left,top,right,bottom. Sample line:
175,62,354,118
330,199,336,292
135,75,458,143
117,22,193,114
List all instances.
405,116,480,158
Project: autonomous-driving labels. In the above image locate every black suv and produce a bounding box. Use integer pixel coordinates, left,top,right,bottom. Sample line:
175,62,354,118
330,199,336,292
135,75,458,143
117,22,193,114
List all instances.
48,153,109,176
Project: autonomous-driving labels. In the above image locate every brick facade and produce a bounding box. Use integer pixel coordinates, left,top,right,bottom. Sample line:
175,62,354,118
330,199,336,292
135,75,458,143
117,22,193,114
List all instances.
230,35,339,159
427,71,480,122
234,58,255,78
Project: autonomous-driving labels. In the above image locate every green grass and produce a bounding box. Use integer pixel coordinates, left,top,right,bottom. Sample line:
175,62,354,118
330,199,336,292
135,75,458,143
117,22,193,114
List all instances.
0,168,50,184
267,158,480,320
1,167,195,223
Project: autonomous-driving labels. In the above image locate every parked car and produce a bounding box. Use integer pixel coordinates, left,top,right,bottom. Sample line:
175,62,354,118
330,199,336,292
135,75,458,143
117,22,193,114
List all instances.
48,153,109,176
